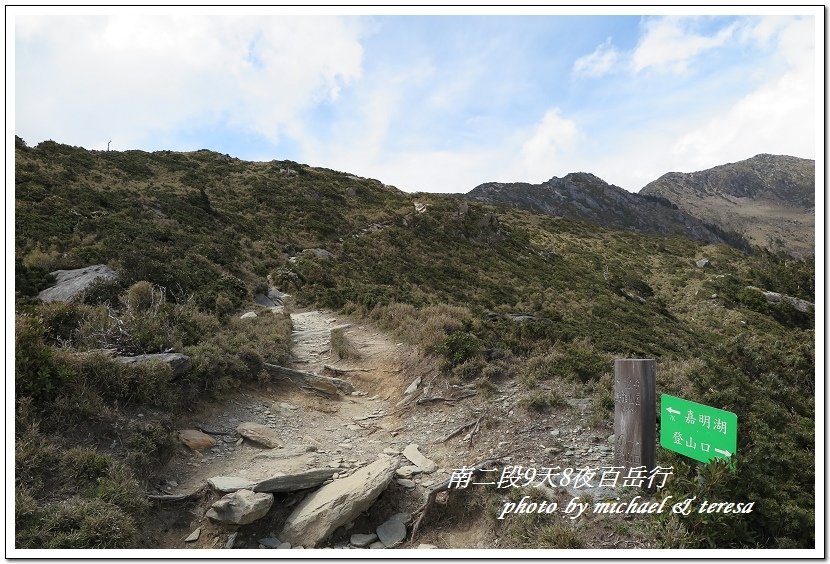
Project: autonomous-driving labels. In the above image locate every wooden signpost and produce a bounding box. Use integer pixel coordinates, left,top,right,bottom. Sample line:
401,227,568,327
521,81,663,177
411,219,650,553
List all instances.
613,359,656,473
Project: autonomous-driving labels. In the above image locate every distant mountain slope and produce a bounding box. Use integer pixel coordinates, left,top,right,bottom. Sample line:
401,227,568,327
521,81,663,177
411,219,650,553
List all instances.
640,154,814,256
466,172,745,248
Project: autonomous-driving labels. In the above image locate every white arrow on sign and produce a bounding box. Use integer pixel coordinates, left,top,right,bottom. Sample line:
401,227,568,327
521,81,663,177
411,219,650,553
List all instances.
714,448,732,457
666,407,680,415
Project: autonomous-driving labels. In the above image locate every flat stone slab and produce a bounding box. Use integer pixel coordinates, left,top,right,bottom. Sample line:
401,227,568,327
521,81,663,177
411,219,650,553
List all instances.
184,528,200,543
350,533,378,547
258,537,281,548
395,465,423,478
38,264,116,303
402,444,437,473
237,422,283,449
178,429,216,451
376,517,406,547
253,468,336,493
279,456,399,547
209,476,256,493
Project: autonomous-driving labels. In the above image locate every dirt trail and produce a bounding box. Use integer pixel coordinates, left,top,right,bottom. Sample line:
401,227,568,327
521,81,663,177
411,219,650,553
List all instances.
151,308,615,549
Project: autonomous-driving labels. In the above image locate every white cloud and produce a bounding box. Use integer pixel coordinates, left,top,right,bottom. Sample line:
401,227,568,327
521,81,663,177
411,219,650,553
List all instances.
572,38,621,78
518,108,582,182
14,16,364,149
671,16,814,168
630,17,736,74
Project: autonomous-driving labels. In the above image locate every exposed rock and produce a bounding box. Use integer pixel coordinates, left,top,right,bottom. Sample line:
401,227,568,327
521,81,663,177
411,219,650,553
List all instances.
258,537,281,549
255,287,289,307
369,541,386,549
206,489,274,526
376,516,406,547
225,532,238,549
746,286,814,313
38,264,116,303
350,533,378,547
402,444,437,473
209,476,256,493
305,248,334,260
240,311,258,320
395,465,423,478
396,478,416,489
116,352,192,376
695,258,710,268
178,429,216,451
263,363,355,395
404,377,421,395
417,544,438,549
184,528,200,543
237,422,283,449
278,542,292,549
279,455,399,547
389,512,412,524
253,468,336,493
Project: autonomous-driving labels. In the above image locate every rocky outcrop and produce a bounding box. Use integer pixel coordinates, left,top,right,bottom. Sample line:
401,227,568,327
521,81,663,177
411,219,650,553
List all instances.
466,173,735,247
746,286,814,313
206,489,273,526
279,455,399,547
38,265,116,303
116,352,192,376
640,154,814,256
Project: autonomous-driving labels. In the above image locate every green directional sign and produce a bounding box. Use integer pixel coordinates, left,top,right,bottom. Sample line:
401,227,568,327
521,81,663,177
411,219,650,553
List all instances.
660,394,737,463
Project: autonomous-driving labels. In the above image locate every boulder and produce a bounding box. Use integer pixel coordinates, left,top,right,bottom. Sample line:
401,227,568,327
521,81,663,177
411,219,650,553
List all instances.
178,429,216,451
402,444,437,473
240,311,258,320
206,489,273,526
350,533,377,547
695,258,710,268
255,287,289,307
237,422,283,449
252,468,336,493
209,476,256,493
279,455,399,547
38,265,116,303
184,528,200,543
116,352,192,376
376,518,406,547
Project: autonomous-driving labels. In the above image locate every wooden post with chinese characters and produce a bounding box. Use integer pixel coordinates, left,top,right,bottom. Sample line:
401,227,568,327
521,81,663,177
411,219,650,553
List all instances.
613,359,656,475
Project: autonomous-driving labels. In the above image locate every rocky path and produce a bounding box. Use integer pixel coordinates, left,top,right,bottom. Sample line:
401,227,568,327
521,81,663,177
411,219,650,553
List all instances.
150,308,616,550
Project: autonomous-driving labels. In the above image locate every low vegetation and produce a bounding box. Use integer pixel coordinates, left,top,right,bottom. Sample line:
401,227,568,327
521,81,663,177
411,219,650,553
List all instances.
14,138,814,549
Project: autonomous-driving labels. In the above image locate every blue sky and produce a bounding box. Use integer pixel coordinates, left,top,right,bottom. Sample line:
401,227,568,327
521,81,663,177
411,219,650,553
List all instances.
12,9,818,192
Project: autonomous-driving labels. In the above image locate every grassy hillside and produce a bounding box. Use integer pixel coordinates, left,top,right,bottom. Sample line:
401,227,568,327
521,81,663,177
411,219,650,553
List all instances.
14,138,815,549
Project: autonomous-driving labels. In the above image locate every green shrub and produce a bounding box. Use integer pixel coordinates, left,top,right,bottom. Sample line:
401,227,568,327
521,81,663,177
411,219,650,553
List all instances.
18,497,138,549
437,331,482,368
519,390,567,412
15,315,71,403
735,287,768,312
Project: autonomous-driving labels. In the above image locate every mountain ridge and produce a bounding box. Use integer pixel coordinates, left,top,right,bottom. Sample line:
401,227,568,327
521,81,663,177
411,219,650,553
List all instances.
640,154,814,256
